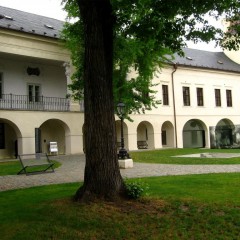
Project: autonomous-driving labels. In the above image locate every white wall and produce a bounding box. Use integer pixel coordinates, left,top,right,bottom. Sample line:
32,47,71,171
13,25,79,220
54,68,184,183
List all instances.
0,57,67,98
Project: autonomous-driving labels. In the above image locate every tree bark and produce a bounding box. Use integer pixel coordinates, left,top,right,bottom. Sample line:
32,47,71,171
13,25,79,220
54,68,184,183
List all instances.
75,0,126,201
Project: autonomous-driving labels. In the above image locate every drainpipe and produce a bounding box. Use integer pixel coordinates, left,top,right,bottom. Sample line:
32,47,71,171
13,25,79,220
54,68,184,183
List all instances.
171,64,178,148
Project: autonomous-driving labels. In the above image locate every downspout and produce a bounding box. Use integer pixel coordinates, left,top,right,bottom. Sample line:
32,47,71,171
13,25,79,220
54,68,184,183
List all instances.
171,63,178,148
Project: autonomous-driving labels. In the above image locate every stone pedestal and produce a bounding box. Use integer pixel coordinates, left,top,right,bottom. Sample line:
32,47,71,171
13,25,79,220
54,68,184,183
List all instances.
118,159,133,169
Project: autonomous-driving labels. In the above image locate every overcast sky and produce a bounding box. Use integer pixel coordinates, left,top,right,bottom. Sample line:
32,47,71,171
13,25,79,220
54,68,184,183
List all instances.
0,0,221,51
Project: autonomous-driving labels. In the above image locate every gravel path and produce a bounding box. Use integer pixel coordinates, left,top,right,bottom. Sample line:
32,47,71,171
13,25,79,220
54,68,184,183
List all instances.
1,154,240,192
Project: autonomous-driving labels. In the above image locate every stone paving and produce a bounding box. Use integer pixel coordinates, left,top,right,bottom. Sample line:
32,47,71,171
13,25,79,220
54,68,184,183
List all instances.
1,154,240,192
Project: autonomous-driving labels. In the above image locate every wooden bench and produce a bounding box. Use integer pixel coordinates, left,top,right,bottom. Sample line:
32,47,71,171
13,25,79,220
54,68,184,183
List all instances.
18,153,54,175
137,141,148,149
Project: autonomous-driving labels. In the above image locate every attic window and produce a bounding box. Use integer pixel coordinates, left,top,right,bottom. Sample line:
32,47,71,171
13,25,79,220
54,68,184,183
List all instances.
217,60,223,64
44,24,54,29
0,14,4,19
186,56,193,60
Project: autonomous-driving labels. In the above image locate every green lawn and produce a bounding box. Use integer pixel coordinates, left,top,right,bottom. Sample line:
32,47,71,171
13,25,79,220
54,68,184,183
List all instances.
1,173,239,240
1,148,240,176
0,160,61,176
130,148,240,164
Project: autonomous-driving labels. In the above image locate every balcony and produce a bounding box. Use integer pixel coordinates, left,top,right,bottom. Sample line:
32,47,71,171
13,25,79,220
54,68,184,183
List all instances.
0,94,70,112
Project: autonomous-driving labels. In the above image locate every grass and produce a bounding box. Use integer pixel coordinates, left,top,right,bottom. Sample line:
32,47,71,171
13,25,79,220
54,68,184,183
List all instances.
1,173,240,240
130,148,240,164
1,148,240,176
0,160,61,176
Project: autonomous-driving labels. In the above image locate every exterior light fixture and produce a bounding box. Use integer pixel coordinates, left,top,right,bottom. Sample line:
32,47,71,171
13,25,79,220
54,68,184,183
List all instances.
117,102,130,159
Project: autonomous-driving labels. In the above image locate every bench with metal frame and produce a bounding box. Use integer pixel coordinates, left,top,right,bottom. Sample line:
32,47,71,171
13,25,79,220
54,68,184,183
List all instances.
137,140,148,149
18,153,54,175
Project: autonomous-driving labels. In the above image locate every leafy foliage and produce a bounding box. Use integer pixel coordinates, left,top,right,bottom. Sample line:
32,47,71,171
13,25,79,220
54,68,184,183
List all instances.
61,0,240,116
125,180,149,199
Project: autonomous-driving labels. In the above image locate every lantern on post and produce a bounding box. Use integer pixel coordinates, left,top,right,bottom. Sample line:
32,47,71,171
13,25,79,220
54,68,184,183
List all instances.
117,102,130,159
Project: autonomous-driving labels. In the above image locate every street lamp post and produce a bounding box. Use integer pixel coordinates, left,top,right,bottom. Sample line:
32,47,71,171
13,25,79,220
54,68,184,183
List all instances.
117,102,130,159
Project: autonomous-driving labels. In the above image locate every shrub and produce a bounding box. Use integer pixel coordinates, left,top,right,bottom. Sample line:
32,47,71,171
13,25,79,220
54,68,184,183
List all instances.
125,180,149,199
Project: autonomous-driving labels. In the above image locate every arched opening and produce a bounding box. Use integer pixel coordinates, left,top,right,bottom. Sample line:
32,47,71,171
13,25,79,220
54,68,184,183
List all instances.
0,118,22,159
137,121,155,149
183,119,207,148
161,121,174,148
214,118,235,148
39,119,70,154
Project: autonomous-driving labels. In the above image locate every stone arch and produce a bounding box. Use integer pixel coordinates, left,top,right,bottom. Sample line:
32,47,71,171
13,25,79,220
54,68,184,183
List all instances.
0,118,22,159
183,119,208,148
161,121,174,148
39,118,70,154
214,118,235,148
137,121,155,149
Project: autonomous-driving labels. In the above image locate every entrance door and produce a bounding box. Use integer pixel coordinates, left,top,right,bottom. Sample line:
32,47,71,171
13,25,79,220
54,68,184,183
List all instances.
183,130,205,148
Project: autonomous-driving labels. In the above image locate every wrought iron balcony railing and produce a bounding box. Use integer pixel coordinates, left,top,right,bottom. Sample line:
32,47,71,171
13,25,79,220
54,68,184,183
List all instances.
0,94,70,112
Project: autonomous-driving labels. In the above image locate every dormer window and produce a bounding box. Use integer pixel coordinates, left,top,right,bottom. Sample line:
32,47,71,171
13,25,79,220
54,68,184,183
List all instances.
217,60,223,64
0,14,14,20
44,24,54,29
4,15,13,20
186,56,193,60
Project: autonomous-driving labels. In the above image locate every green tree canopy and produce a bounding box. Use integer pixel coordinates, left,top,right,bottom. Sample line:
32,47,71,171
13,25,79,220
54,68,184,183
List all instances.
61,0,240,202
62,0,240,116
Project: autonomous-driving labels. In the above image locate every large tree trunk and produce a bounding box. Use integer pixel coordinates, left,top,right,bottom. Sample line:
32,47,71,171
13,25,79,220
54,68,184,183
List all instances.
75,0,125,201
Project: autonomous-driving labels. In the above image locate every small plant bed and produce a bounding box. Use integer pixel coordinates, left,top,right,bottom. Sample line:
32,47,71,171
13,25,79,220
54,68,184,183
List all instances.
0,160,61,176
130,148,240,164
0,173,239,239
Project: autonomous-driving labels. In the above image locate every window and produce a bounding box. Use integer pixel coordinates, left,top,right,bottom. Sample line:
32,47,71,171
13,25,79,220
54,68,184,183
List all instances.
215,89,221,107
183,86,190,106
196,88,204,106
226,90,232,107
162,85,169,105
0,123,5,149
28,84,41,102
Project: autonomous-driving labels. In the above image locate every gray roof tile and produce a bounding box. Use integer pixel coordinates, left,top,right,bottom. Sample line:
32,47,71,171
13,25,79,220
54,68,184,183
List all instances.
0,6,64,38
173,48,240,73
0,6,240,74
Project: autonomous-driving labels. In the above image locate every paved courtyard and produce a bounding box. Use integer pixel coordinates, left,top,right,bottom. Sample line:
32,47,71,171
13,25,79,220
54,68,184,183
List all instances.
1,154,240,192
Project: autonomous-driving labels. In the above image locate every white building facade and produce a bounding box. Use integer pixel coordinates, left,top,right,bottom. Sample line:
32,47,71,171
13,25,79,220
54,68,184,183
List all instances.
1,6,240,159
0,6,84,159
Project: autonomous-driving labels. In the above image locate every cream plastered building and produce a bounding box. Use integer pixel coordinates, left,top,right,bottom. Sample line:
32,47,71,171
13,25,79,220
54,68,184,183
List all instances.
0,6,84,159
124,47,240,151
1,6,240,159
